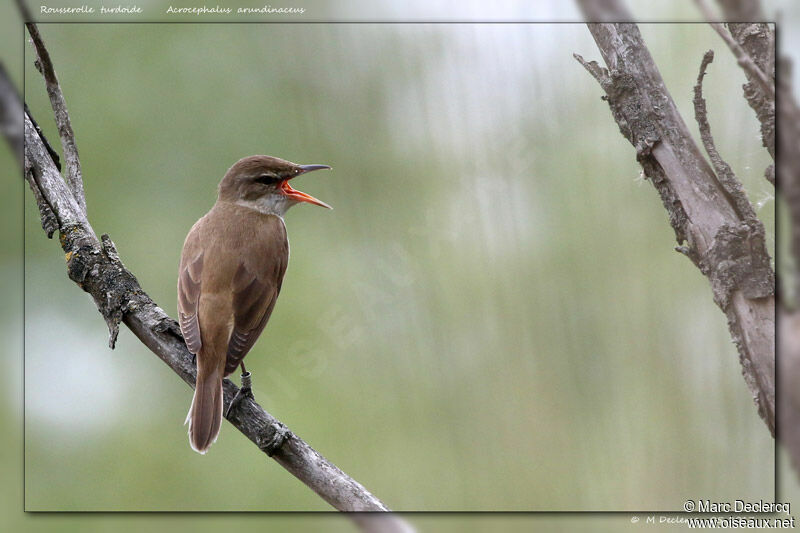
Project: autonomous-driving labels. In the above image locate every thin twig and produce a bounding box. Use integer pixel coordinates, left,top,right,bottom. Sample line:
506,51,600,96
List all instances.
694,0,774,99
708,21,774,98
692,49,758,221
20,14,87,213
573,53,611,88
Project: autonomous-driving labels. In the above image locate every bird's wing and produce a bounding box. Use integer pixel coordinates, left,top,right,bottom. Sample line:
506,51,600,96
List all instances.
178,234,204,355
225,218,289,375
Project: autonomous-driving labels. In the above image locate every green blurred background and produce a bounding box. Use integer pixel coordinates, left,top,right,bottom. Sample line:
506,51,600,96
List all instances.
3,0,798,531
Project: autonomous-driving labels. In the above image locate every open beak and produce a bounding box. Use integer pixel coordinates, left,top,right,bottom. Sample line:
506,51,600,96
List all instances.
280,164,332,209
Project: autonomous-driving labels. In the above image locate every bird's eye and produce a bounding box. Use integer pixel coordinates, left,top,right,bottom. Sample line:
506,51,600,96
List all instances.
254,174,279,185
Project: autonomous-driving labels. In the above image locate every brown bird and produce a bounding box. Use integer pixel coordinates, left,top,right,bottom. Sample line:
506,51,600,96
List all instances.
178,155,331,454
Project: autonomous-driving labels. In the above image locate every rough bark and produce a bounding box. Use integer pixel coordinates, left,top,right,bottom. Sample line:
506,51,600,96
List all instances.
7,21,413,529
725,22,774,157
573,13,775,434
24,19,86,213
714,0,800,473
712,21,775,159
714,0,775,160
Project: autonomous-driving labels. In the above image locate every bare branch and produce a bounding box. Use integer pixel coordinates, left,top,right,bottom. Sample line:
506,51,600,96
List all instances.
713,0,800,478
4,25,412,530
698,0,775,163
0,60,61,237
708,22,774,97
21,17,87,213
696,0,774,100
573,53,611,87
0,63,22,167
693,50,758,221
574,18,775,434
25,102,62,171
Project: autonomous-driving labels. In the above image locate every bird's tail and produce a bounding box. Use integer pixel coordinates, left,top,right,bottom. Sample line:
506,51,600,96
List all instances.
186,359,223,454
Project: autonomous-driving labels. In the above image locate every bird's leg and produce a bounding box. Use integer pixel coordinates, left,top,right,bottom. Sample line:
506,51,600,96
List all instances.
225,362,254,418
238,362,253,399
222,363,288,454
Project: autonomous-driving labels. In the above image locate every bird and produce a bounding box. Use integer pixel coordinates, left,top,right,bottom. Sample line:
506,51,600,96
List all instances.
177,155,331,454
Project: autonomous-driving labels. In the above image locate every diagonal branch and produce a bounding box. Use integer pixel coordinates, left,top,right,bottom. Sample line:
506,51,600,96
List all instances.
573,7,775,435
0,63,23,167
6,21,412,531
20,10,86,212
1,58,61,240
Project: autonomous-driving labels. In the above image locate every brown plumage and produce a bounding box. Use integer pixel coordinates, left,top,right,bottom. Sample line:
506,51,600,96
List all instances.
178,155,330,453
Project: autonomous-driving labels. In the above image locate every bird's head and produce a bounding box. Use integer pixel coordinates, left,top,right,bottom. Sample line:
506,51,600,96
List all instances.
218,155,332,215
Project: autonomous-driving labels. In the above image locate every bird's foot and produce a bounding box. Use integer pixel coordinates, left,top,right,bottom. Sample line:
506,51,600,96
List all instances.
225,371,254,418
260,423,291,457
